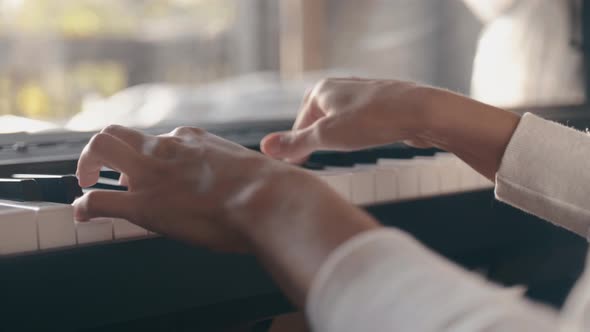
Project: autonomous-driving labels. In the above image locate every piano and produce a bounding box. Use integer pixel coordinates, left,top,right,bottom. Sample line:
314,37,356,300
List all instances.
0,113,588,331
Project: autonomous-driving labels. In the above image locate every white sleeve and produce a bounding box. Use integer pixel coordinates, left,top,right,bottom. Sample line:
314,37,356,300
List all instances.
495,113,590,239
306,228,558,332
305,112,590,331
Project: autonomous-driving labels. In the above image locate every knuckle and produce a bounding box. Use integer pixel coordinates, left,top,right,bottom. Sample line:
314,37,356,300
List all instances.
191,127,206,135
100,124,124,134
315,78,329,90
171,126,190,135
310,79,337,107
152,137,183,158
315,78,334,94
159,136,183,146
87,133,110,152
171,126,206,137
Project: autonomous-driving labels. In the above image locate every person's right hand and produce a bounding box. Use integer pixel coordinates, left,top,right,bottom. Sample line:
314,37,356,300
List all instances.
73,124,379,306
260,78,436,163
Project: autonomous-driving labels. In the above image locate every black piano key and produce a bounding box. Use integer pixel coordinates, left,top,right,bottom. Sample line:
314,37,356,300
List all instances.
93,170,127,190
301,161,324,170
99,169,121,180
0,178,43,201
411,147,439,157
12,174,82,204
308,151,359,167
91,177,127,191
307,144,416,167
307,144,445,168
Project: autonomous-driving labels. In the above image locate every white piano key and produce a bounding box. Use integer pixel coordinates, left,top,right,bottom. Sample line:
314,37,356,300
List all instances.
420,171,440,195
327,166,376,205
113,218,148,239
398,170,421,199
377,159,420,200
0,205,37,255
0,201,75,250
350,170,376,205
413,157,442,196
434,153,463,193
76,217,113,244
476,173,494,189
314,170,353,201
373,168,398,203
455,160,481,190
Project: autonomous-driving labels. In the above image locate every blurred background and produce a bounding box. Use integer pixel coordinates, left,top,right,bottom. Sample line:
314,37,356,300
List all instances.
0,0,584,132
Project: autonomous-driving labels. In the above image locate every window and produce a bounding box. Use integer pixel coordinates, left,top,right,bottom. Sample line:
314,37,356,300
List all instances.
0,0,275,131
0,0,585,133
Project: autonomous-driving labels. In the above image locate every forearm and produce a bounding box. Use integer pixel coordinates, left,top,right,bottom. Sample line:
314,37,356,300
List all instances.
416,88,521,181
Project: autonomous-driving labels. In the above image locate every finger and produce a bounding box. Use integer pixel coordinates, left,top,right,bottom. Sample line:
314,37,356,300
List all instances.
261,90,325,158
100,125,148,151
76,133,148,188
261,117,332,162
73,190,139,222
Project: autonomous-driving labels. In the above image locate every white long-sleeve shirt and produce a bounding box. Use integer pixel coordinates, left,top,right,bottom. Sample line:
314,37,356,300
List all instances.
306,113,590,331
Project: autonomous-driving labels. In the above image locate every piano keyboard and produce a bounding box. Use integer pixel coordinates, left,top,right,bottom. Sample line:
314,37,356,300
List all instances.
0,200,151,255
313,152,491,204
0,152,492,257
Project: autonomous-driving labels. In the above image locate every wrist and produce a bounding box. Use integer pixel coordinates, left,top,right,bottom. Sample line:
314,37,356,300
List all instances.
416,87,462,147
375,84,462,145
230,164,378,305
224,163,306,236
417,88,521,178
233,165,372,246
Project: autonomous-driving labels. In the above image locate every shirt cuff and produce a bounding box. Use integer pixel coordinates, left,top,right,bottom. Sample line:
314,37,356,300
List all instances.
495,113,590,238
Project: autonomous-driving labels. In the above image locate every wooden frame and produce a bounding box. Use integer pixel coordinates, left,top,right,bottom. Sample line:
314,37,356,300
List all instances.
279,0,325,79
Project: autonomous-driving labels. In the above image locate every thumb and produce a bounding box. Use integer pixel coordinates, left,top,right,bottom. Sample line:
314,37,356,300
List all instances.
261,124,322,162
73,190,139,222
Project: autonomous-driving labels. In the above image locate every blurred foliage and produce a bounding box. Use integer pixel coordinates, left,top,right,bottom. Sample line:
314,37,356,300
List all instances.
72,62,127,96
0,0,236,37
0,0,238,120
16,82,50,118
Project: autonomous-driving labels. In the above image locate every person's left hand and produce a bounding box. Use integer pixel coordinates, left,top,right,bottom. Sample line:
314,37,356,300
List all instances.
73,125,318,253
